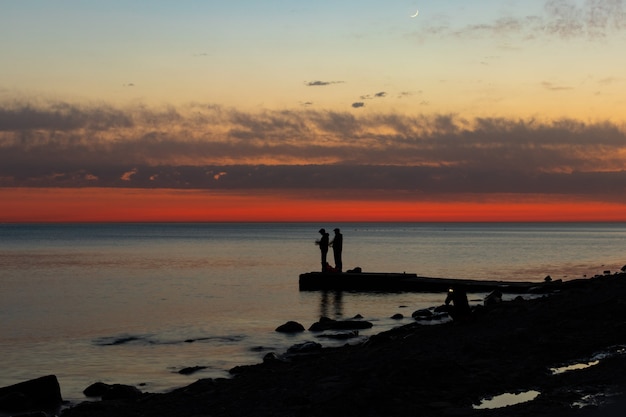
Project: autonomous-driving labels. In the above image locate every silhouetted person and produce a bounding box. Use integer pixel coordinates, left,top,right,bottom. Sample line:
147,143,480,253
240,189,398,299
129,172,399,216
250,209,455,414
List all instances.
330,228,343,272
445,286,471,320
316,228,329,272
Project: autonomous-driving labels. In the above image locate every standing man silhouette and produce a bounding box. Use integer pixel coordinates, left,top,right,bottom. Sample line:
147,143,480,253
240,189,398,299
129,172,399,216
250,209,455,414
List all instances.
317,228,330,272
331,228,343,272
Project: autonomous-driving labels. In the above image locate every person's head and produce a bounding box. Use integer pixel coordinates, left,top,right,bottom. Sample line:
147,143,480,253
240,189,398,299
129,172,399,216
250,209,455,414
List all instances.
334,228,340,234
319,228,325,234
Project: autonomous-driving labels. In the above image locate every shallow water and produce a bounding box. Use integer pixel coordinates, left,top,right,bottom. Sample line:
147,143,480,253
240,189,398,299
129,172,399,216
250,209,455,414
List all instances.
1,222,625,402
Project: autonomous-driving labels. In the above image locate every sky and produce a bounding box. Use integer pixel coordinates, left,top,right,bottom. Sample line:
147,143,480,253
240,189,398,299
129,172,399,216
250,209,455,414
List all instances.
1,0,626,222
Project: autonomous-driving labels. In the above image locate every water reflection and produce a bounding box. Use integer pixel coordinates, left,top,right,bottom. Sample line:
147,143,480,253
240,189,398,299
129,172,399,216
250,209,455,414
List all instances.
474,390,540,409
319,291,344,319
550,360,600,375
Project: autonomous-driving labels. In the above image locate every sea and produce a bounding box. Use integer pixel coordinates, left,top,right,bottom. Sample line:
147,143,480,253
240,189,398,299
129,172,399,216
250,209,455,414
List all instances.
1,222,625,405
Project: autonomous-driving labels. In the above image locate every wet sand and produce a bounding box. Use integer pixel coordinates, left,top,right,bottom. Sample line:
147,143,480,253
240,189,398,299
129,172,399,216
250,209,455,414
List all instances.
60,274,626,417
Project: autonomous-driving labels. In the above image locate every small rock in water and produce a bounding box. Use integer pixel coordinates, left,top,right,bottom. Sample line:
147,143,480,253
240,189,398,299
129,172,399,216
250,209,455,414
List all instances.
391,313,404,320
275,321,305,333
309,318,373,331
412,308,433,318
178,366,207,375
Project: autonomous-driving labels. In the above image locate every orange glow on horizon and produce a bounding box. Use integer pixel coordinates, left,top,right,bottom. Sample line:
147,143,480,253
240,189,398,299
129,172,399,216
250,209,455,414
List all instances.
2,187,626,223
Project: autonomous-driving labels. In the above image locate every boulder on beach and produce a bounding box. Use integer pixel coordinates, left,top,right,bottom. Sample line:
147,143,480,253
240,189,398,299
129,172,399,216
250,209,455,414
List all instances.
83,382,111,397
0,375,63,412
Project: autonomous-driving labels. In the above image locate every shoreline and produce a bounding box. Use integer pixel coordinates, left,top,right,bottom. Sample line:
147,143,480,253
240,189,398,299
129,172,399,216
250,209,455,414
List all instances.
53,273,626,417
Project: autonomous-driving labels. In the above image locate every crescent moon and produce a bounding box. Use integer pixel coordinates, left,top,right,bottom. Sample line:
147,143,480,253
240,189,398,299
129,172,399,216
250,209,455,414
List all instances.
410,10,419,18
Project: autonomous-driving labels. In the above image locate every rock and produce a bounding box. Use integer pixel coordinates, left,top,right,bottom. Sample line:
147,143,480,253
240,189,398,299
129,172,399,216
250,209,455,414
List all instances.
0,375,63,412
263,352,281,363
484,290,503,306
316,331,359,340
275,321,305,333
84,382,143,401
391,313,404,320
286,341,322,354
412,308,433,318
100,384,142,401
83,382,112,397
309,318,373,331
178,366,207,375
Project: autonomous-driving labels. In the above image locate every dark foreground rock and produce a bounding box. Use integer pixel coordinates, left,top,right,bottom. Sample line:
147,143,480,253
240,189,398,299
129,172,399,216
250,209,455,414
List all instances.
0,374,62,413
61,274,626,417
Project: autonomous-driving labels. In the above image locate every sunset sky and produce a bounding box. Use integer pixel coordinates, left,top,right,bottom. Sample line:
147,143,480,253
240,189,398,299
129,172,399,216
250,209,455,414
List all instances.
1,0,626,222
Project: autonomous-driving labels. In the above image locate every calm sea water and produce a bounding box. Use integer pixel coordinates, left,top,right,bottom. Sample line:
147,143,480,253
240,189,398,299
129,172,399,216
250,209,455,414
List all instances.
1,222,625,404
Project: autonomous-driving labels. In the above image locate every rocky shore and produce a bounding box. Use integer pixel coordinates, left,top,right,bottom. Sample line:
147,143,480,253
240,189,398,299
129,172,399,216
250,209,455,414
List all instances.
6,274,626,417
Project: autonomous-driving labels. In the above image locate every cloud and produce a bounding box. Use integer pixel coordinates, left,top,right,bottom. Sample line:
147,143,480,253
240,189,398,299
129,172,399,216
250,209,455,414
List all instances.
416,0,626,41
305,80,344,86
359,91,387,100
541,81,574,91
351,102,365,108
121,168,138,181
1,99,626,199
